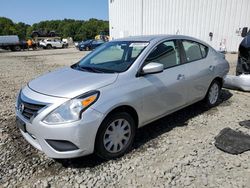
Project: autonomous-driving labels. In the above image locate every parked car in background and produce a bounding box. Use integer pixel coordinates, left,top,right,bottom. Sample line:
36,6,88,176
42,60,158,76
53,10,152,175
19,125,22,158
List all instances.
75,40,87,49
39,39,68,49
31,30,60,38
78,39,105,51
15,35,229,160
236,31,250,75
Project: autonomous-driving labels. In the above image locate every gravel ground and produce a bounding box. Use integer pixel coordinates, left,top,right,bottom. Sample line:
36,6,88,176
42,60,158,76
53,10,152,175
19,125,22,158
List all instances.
0,49,250,188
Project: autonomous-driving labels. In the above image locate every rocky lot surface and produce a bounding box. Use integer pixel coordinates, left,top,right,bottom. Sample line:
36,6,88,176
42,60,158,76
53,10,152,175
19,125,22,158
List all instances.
0,49,250,187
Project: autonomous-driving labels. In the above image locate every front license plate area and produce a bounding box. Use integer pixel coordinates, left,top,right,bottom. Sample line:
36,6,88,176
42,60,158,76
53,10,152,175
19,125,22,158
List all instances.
16,117,27,132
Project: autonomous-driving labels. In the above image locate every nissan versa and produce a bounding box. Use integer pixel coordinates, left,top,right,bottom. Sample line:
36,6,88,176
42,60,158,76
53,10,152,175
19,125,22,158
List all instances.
15,35,229,159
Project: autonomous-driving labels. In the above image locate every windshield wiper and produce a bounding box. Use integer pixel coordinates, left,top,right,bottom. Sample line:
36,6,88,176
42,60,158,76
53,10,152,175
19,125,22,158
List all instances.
73,64,118,73
76,65,104,73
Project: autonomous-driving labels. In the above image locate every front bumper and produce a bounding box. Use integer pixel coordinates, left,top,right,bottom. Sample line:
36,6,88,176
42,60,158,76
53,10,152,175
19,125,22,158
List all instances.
15,87,104,159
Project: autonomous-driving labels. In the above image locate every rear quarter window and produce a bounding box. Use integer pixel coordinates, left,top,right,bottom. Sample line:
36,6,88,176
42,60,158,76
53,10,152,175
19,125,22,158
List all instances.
182,40,209,62
200,44,209,58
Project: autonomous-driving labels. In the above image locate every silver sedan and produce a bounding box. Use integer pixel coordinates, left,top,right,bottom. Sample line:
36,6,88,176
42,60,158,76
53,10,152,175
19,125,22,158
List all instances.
15,35,229,159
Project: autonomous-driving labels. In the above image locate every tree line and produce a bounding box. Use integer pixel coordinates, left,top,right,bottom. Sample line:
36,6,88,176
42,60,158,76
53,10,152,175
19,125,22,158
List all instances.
0,17,109,41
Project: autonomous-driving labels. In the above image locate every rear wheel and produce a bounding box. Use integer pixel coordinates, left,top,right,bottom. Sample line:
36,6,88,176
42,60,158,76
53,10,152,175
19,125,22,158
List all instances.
12,45,21,51
204,80,221,107
46,44,52,49
95,112,136,160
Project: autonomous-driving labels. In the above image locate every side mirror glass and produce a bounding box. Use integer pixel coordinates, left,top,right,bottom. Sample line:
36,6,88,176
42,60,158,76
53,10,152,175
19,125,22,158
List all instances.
142,62,164,75
241,27,248,38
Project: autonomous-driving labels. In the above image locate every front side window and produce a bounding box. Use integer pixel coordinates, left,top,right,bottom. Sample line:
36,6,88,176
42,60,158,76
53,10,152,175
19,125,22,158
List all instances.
75,41,149,73
145,40,180,69
182,40,208,62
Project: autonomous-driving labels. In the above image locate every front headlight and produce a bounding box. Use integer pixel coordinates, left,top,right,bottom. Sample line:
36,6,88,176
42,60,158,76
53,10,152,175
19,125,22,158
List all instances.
43,91,99,124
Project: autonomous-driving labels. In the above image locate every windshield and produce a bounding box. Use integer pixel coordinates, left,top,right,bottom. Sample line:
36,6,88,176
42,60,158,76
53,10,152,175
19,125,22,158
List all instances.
74,41,149,73
82,40,92,44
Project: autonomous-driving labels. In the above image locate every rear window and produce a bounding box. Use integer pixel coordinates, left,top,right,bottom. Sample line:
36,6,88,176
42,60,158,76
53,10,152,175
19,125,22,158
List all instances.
182,40,208,62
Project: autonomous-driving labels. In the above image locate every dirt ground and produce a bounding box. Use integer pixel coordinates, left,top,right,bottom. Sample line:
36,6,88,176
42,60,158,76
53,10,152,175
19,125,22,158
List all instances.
0,48,250,188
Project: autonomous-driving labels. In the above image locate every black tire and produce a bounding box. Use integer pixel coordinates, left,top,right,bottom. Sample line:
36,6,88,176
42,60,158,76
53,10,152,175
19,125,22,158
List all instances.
13,45,21,51
50,32,56,37
62,44,65,49
31,32,39,38
95,112,136,160
46,44,52,49
204,80,221,108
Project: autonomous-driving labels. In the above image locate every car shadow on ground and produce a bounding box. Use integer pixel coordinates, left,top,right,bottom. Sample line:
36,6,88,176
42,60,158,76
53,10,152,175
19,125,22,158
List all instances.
56,89,233,168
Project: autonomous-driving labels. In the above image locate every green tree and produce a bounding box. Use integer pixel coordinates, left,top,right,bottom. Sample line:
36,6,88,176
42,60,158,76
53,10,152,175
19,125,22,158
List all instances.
15,22,30,39
0,17,109,41
0,17,17,36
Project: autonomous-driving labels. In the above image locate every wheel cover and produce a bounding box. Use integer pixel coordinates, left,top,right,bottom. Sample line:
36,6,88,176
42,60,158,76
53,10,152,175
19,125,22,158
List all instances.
103,119,131,153
209,83,219,104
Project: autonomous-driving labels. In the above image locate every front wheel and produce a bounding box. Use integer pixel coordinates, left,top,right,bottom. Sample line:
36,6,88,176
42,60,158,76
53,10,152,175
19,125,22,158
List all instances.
95,112,136,160
204,80,221,107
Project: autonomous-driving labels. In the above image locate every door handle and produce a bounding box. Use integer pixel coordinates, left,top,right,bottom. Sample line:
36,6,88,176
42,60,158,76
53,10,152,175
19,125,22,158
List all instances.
209,65,215,71
177,74,185,80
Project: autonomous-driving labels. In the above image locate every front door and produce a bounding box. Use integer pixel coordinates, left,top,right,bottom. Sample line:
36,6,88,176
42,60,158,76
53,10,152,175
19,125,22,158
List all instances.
140,40,188,124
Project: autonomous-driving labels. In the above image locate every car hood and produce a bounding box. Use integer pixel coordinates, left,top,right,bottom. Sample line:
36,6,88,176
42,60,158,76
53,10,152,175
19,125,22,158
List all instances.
28,67,118,98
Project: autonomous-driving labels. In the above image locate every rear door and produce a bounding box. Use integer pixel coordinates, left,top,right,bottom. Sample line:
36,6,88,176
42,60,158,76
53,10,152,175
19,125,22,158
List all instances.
140,40,188,123
180,40,215,103
54,39,62,48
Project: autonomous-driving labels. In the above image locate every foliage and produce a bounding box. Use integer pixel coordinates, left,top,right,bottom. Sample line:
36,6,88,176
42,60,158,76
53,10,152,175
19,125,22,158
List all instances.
0,17,109,41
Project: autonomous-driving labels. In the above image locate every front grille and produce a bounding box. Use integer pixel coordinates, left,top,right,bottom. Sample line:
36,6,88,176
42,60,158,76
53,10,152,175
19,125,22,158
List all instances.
17,95,46,121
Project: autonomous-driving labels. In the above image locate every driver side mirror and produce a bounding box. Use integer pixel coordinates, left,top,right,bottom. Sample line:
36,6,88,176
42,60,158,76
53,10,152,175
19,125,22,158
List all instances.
141,62,164,75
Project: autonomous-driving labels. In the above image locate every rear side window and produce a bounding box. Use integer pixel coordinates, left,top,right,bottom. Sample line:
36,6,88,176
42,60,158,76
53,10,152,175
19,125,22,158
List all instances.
182,40,208,62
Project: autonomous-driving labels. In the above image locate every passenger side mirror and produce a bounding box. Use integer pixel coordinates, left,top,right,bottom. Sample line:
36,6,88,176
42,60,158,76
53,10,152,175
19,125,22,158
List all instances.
141,62,164,75
241,27,248,37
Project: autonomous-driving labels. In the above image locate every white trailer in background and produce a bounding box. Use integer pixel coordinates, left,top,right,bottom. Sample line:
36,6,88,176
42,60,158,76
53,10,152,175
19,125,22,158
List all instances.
0,35,23,51
109,0,250,52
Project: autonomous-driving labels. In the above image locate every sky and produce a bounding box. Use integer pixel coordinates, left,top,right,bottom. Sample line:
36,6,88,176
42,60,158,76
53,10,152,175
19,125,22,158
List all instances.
0,0,109,25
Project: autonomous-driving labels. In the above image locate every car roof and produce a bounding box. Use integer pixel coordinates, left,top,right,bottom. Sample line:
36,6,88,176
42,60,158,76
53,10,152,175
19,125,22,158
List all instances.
112,34,211,48
113,35,172,42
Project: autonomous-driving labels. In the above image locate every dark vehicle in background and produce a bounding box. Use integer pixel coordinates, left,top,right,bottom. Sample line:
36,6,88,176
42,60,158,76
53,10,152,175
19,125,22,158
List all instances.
0,35,28,51
236,28,250,75
31,30,60,38
78,40,105,51
75,40,87,49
